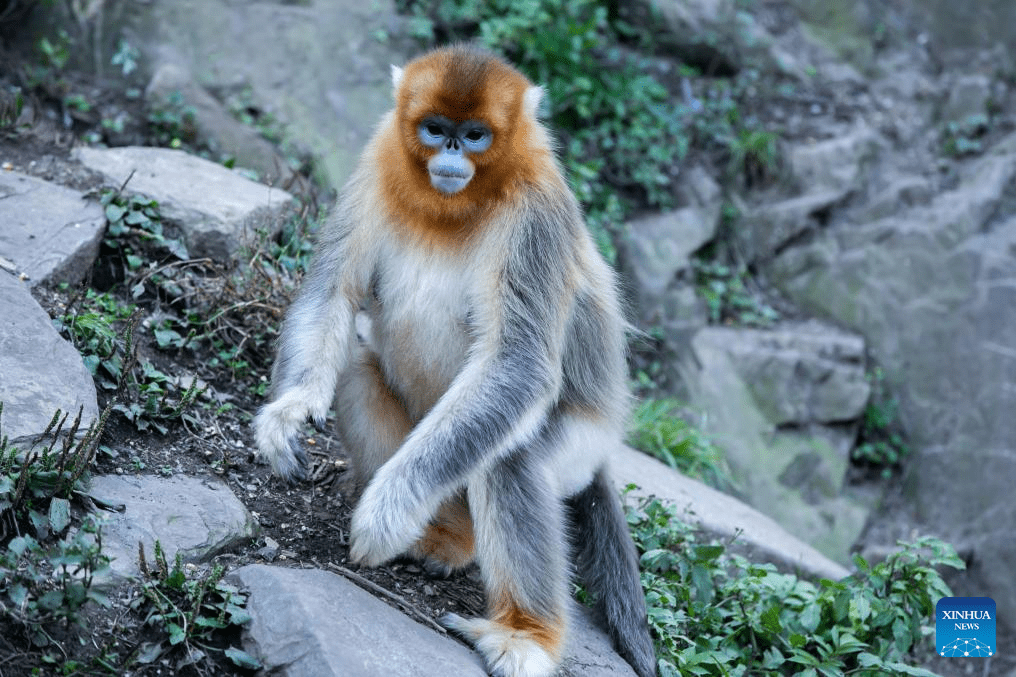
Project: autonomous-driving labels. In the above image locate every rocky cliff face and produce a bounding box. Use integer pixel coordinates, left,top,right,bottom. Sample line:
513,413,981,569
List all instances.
615,0,1016,644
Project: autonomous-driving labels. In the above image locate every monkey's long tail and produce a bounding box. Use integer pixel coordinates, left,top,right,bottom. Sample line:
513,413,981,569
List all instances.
568,468,658,677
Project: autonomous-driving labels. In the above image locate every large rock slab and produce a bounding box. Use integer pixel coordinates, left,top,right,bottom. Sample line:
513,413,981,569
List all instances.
737,189,845,263
88,474,257,578
0,170,105,286
229,564,637,677
73,146,294,261
622,208,715,306
0,272,99,446
770,131,1016,632
145,62,298,187
696,323,870,426
788,126,879,195
617,0,776,76
128,0,414,190
613,445,849,581
619,166,720,338
675,326,873,566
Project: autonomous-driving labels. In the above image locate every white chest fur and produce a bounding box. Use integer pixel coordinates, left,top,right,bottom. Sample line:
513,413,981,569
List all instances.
369,242,476,420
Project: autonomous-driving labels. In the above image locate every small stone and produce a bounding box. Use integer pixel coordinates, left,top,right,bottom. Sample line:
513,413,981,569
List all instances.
87,474,258,578
0,171,105,286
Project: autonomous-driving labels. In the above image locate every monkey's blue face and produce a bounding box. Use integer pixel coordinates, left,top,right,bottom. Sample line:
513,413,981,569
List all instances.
418,115,493,194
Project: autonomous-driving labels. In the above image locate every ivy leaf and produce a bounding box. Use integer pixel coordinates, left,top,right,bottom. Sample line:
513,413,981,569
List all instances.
760,605,782,634
167,622,186,645
105,203,126,222
225,647,262,669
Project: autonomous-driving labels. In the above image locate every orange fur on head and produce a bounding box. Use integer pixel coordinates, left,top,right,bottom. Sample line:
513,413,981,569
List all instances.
377,45,555,244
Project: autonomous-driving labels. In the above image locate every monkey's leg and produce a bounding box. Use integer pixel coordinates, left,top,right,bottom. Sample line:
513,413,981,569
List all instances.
334,348,413,492
443,450,568,677
336,348,475,571
408,490,475,576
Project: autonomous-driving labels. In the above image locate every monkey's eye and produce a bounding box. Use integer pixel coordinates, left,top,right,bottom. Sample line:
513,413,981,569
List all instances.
418,118,450,147
460,125,492,152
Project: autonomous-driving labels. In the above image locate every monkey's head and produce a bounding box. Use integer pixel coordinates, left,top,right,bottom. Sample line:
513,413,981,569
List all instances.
388,45,548,204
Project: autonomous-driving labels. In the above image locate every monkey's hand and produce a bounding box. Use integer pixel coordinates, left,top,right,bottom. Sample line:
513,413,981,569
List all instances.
253,394,319,482
349,464,433,566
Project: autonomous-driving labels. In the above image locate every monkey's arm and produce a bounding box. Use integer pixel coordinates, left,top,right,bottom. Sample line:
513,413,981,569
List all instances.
351,195,578,565
254,208,371,480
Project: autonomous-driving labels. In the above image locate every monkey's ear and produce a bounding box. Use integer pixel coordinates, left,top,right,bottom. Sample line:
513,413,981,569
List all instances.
390,65,404,92
524,85,545,120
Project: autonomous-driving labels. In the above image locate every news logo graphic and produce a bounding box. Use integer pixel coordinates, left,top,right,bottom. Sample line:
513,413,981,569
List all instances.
936,597,995,657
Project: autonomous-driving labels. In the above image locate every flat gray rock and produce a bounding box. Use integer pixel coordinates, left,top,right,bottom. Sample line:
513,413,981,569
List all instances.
132,0,414,190
0,170,105,286
73,146,294,261
679,327,873,566
787,125,879,195
0,272,99,446
88,474,257,578
230,565,488,677
612,445,850,581
622,206,718,304
229,565,638,677
737,189,846,264
695,322,870,426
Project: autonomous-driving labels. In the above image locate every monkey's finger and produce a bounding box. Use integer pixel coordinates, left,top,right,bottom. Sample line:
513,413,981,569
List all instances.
271,436,310,484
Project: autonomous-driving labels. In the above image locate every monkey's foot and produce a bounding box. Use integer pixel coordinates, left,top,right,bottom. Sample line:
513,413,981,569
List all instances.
410,496,475,577
441,613,562,677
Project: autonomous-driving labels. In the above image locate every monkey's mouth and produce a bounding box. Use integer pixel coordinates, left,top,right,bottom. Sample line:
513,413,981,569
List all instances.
429,169,472,195
431,168,470,179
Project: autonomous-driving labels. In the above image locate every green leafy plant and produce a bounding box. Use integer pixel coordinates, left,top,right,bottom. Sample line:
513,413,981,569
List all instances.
52,288,135,386
135,541,260,671
728,128,780,187
101,188,189,263
851,368,909,478
628,399,734,492
694,258,779,326
53,290,207,433
37,30,72,72
626,494,960,677
147,91,198,150
111,39,139,77
1,517,110,645
114,362,207,435
0,403,113,647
